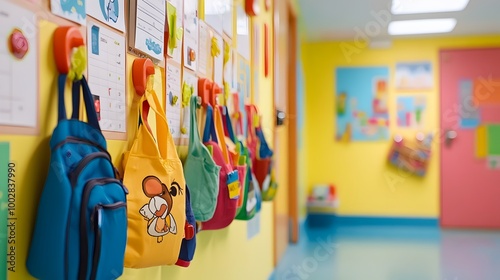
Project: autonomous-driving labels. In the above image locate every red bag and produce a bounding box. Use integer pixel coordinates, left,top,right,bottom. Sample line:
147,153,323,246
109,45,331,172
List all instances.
245,105,272,190
200,105,239,230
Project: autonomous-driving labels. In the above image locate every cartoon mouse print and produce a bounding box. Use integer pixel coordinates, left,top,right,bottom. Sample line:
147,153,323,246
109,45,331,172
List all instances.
139,176,183,243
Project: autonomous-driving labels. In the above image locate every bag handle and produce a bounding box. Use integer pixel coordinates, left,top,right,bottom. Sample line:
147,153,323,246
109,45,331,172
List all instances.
219,106,236,142
188,96,203,154
202,105,217,143
136,76,177,160
245,104,258,143
58,74,101,131
214,105,231,164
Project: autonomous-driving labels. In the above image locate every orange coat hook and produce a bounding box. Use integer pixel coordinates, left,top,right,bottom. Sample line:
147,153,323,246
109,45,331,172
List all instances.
132,58,155,96
198,78,213,107
211,83,222,106
53,26,85,74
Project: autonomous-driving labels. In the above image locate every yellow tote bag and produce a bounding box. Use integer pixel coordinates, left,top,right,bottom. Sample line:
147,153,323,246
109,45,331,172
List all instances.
122,77,186,268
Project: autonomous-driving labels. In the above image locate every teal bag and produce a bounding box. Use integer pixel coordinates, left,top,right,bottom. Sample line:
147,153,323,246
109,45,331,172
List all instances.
183,96,220,221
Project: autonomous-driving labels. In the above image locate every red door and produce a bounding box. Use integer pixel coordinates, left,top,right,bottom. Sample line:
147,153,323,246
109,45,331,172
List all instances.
440,48,500,228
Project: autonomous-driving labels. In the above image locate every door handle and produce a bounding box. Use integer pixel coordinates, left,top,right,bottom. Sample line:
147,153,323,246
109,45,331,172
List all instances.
445,129,457,147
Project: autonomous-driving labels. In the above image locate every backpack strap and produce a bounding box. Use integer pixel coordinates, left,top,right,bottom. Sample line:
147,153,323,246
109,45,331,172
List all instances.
58,74,101,131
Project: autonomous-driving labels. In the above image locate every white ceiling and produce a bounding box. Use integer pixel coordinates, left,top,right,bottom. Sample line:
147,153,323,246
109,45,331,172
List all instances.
298,0,500,42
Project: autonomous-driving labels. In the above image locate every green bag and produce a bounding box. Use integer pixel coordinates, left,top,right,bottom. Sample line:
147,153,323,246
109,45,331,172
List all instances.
183,96,220,221
222,109,257,221
235,142,257,220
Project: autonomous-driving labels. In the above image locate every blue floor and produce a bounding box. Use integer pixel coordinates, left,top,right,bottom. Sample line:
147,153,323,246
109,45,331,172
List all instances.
270,221,500,280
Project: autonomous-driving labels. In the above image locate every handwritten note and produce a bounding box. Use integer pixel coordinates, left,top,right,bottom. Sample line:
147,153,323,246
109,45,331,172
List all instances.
87,22,126,133
129,0,165,60
166,63,182,143
0,3,38,128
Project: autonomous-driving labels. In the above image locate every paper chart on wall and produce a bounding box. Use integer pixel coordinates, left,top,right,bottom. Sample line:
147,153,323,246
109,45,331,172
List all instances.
166,63,182,143
129,0,165,61
167,0,183,64
183,0,199,72
198,21,210,77
87,22,126,133
180,71,198,140
224,39,235,90
0,3,38,128
51,0,86,24
212,32,224,86
87,0,126,32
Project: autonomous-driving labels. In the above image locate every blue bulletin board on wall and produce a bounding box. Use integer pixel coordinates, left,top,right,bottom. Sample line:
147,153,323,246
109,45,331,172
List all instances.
335,67,390,142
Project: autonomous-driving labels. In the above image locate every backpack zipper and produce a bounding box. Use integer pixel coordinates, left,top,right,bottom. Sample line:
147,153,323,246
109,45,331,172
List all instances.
53,136,107,154
70,152,112,186
90,202,127,280
56,138,121,179
78,178,126,280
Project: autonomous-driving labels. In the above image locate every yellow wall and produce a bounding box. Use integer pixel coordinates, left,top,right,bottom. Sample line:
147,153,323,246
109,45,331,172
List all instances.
0,0,276,279
303,35,500,218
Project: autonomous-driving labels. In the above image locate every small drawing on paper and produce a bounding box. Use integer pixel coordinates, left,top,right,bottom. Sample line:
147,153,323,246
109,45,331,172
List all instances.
51,0,86,24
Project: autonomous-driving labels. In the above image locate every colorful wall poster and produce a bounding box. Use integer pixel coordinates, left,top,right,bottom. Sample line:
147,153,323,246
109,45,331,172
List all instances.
87,22,126,133
129,0,165,61
51,0,86,24
336,67,390,141
395,62,433,90
0,3,38,128
0,143,8,278
166,0,183,65
166,63,182,144
459,79,480,129
397,95,427,128
87,0,125,32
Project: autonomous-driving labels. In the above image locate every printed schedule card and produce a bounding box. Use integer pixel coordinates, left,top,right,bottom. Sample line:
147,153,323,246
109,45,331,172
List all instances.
129,0,166,60
87,22,127,133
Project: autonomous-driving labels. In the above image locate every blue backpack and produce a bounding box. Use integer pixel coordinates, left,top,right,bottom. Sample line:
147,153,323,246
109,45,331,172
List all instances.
27,75,128,280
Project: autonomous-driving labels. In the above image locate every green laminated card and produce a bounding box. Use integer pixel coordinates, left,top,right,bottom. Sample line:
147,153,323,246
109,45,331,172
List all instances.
487,125,500,156
0,143,9,277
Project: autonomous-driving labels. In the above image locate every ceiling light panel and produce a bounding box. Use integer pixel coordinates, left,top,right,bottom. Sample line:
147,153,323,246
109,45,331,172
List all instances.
388,18,457,35
392,0,469,14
